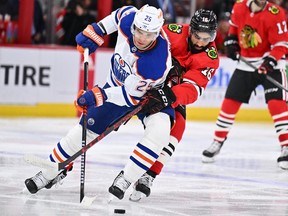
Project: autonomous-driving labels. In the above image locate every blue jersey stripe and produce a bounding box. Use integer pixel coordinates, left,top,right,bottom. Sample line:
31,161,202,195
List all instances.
57,142,70,158
137,143,158,159
49,154,55,162
130,155,149,170
119,6,135,17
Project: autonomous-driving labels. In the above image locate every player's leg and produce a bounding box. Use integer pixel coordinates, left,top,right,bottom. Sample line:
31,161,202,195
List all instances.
264,69,288,170
109,111,171,200
129,107,185,201
202,98,241,162
25,103,129,194
202,69,254,162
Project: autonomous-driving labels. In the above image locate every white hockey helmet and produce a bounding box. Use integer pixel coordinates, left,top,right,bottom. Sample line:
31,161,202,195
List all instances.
132,4,164,36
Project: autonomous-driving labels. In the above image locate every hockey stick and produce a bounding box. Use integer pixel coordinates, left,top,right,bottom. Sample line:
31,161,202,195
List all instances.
80,48,89,203
24,104,144,171
239,56,288,92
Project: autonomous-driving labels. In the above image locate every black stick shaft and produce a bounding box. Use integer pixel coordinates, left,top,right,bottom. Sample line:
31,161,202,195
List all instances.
80,48,89,202
57,104,143,171
239,56,288,92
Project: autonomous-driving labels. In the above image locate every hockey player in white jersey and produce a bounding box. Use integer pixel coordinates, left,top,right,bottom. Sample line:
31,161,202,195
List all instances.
24,5,176,200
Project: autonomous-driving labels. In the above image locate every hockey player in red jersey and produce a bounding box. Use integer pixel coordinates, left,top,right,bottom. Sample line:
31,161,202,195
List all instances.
201,0,288,167
130,9,220,201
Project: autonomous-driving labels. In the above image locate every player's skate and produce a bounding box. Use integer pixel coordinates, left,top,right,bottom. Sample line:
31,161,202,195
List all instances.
25,164,73,194
277,146,288,170
108,171,131,200
202,140,224,163
129,172,155,202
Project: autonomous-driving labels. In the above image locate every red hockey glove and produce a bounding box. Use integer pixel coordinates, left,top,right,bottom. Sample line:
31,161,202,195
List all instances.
224,35,240,61
258,56,277,74
140,86,176,115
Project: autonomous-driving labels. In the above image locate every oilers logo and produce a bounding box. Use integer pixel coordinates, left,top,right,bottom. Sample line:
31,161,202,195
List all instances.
88,118,95,126
112,53,132,84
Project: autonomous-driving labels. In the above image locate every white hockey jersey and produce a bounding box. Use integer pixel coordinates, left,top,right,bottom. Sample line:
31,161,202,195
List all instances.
99,6,172,107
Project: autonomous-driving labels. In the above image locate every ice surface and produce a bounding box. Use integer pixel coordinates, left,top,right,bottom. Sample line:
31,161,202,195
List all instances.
1,118,288,216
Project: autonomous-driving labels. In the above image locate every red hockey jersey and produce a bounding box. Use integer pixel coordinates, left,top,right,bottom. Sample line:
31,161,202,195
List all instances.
229,0,288,60
163,24,219,107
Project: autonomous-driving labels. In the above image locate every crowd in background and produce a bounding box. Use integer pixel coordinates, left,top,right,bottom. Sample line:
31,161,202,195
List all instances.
0,0,287,53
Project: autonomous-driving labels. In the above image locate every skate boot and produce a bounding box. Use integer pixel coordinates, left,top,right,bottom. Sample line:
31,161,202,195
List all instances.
25,163,73,194
277,146,288,170
202,140,224,163
129,172,155,202
108,171,131,200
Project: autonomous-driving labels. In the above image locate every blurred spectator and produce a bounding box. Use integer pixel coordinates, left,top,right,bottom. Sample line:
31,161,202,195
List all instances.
214,11,230,54
144,0,176,23
0,0,18,20
32,0,46,44
0,0,45,44
0,0,18,43
60,0,96,46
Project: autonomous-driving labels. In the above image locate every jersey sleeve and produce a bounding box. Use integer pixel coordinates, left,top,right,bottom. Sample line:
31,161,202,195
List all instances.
171,45,219,107
228,2,241,35
267,7,288,60
100,6,137,35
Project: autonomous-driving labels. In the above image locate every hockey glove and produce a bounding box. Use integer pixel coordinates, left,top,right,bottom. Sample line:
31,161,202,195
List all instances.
165,57,185,87
141,86,176,115
258,56,277,74
74,86,107,112
76,23,105,54
224,35,240,61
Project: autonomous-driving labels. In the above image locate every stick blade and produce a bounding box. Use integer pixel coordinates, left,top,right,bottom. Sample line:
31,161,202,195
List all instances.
80,195,97,207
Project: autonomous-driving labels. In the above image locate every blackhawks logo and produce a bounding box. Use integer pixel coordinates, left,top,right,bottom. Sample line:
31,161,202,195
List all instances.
269,6,280,15
167,24,183,34
206,46,218,59
240,25,262,48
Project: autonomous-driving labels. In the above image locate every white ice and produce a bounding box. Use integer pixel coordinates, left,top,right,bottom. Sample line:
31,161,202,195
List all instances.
1,117,288,216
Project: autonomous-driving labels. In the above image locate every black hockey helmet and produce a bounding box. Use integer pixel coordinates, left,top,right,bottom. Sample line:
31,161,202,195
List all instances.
190,9,217,41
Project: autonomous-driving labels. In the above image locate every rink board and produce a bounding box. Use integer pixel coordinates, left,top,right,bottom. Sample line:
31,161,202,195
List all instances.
0,45,285,121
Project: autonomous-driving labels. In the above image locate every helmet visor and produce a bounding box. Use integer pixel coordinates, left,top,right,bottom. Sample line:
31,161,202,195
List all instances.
191,29,216,42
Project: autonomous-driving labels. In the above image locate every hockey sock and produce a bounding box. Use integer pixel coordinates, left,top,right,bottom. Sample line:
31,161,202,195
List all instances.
214,98,241,142
149,111,185,175
123,113,170,182
44,124,97,179
268,99,288,147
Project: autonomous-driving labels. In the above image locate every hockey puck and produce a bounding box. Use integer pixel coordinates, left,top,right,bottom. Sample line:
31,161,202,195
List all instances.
114,209,126,214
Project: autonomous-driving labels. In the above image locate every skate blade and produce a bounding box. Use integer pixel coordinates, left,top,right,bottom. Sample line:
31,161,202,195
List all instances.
107,194,116,204
278,161,288,170
129,190,144,202
202,155,216,163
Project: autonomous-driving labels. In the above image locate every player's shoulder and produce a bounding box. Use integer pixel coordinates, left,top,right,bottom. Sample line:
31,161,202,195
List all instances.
163,23,189,37
118,8,136,37
192,42,219,68
232,0,248,10
264,2,286,18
